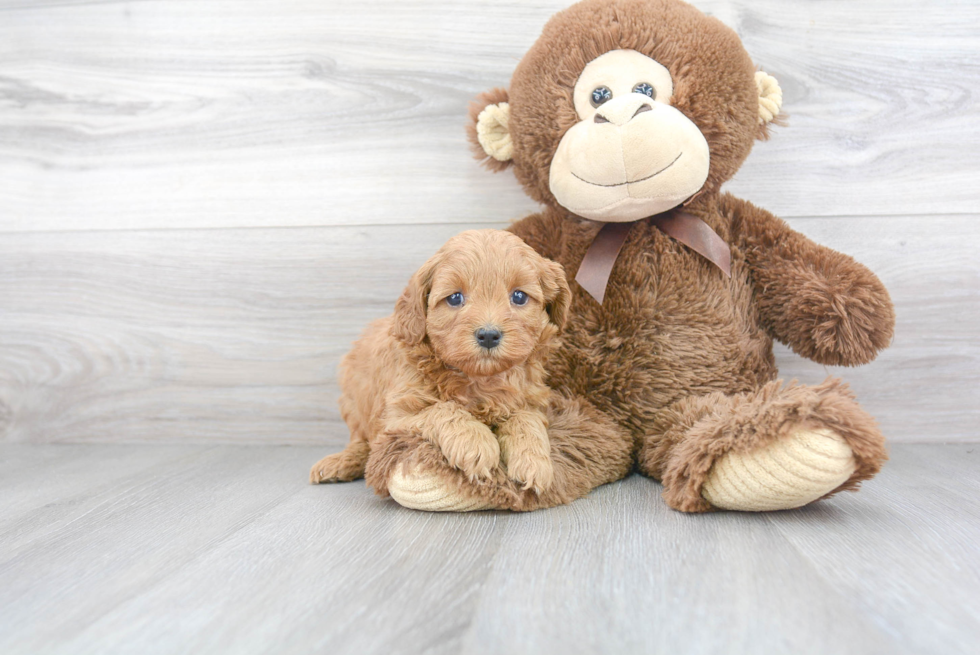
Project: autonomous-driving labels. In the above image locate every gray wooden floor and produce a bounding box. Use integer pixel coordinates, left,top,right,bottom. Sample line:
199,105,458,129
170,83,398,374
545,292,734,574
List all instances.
1,443,977,655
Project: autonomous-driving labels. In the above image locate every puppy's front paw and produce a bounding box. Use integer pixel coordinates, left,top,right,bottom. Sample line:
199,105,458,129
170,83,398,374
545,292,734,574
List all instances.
506,452,554,494
439,425,501,482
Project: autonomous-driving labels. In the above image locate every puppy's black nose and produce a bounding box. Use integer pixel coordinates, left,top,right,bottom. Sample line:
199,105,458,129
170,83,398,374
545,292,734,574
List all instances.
475,327,502,350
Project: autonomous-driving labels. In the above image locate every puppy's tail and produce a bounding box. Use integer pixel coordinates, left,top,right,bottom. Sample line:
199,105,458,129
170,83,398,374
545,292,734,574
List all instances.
309,439,370,484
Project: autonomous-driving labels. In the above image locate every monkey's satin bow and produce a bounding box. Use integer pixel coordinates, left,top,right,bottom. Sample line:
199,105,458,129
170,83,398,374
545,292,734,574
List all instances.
574,211,731,304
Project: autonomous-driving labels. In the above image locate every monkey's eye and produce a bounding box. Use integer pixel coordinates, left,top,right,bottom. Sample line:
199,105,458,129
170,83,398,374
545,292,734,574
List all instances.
632,82,656,99
510,290,529,306
446,292,464,307
590,86,612,107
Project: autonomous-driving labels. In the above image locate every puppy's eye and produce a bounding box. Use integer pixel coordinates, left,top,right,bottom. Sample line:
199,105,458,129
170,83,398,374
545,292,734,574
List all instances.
446,292,464,307
632,82,656,99
510,290,529,306
590,86,612,107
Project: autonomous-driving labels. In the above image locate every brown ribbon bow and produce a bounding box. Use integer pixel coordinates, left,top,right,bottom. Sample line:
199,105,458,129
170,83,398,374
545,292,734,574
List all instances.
574,211,732,304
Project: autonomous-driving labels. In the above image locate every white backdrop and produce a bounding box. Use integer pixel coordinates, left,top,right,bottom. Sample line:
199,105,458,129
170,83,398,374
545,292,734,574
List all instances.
1,0,977,444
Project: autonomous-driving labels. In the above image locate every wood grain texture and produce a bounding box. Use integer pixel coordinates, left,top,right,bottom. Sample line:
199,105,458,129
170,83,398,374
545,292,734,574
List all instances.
0,0,976,446
766,449,980,655
0,0,978,233
1,216,976,445
0,443,977,654
0,444,205,552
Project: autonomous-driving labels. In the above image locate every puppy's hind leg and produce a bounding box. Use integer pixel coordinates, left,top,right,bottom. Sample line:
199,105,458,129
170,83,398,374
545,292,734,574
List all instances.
310,439,371,484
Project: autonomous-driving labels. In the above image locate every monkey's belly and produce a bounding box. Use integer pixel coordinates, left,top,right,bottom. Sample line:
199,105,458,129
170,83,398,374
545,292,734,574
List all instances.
551,283,776,435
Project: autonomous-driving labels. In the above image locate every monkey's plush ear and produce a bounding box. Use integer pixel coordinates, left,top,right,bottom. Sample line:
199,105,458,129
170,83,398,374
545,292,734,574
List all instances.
391,256,439,345
466,87,513,171
538,258,571,332
755,71,784,139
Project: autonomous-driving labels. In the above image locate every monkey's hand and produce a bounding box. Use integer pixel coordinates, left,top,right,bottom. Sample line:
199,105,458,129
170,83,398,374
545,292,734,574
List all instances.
729,194,895,366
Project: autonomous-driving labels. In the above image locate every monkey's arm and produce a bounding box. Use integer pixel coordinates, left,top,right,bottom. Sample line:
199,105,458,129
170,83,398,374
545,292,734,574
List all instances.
725,193,894,366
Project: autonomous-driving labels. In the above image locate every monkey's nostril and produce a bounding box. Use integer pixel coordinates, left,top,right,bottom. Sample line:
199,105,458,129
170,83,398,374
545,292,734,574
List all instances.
594,113,610,124
475,327,503,350
632,103,653,119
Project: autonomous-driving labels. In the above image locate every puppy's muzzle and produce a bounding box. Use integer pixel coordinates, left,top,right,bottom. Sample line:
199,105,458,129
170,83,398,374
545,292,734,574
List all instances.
475,326,503,350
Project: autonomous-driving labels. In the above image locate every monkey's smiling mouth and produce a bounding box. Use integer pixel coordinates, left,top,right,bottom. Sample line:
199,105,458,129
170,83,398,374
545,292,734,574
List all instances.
572,151,683,188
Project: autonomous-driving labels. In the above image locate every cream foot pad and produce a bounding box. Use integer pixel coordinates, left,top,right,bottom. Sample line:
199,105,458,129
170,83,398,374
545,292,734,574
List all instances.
702,428,857,512
388,467,494,512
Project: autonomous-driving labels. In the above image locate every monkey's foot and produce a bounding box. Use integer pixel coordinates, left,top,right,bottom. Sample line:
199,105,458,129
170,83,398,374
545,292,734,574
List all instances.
701,428,857,512
388,467,495,512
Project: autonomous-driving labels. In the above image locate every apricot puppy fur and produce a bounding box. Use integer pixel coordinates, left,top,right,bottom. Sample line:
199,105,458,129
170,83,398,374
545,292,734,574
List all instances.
310,229,571,494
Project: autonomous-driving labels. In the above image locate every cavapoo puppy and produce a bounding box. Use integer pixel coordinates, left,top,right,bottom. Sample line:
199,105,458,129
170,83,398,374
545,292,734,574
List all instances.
310,229,570,494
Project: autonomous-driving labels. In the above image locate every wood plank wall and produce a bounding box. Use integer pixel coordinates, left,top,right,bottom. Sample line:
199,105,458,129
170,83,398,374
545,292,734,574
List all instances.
1,0,978,445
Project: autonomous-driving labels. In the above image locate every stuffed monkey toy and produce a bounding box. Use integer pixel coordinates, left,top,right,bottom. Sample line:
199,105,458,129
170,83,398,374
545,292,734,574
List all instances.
364,0,894,513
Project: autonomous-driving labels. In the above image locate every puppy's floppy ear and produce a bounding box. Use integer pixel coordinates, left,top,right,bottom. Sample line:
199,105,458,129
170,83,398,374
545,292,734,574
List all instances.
391,254,440,345
466,87,513,172
538,258,571,332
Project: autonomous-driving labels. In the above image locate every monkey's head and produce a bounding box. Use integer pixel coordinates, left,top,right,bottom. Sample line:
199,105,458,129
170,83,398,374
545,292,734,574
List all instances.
467,0,783,222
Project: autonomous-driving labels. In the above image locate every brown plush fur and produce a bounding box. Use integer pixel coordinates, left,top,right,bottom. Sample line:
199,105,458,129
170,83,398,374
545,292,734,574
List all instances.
311,230,576,494
375,0,895,512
